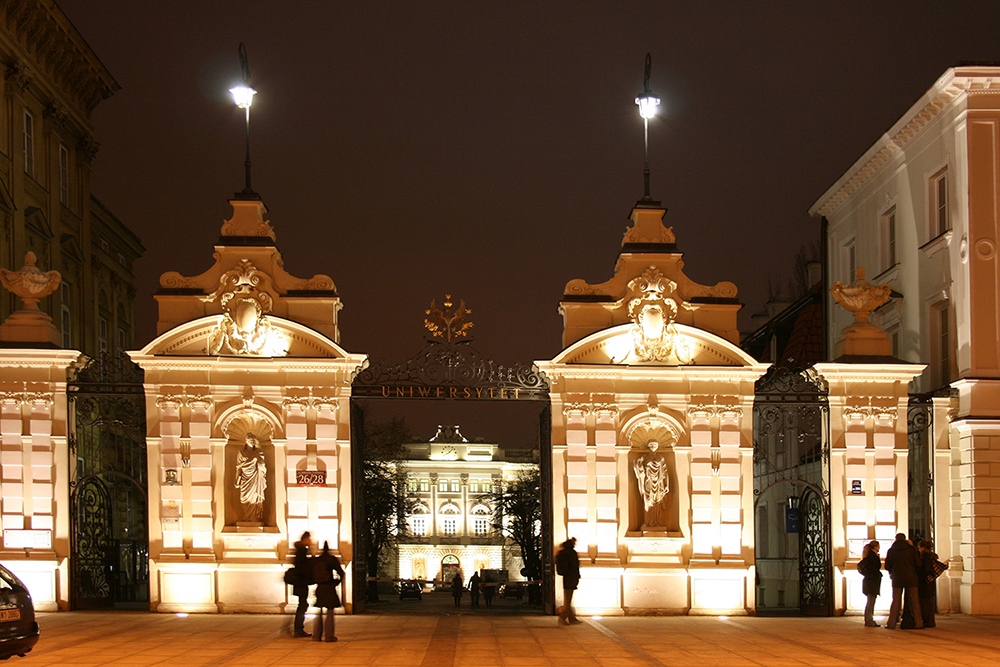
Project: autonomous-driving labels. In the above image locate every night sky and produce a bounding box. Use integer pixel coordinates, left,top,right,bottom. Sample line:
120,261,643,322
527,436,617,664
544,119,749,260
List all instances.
55,1,1000,445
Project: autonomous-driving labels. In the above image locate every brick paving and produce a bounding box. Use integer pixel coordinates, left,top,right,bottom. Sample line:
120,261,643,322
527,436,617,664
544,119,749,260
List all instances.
21,610,1000,666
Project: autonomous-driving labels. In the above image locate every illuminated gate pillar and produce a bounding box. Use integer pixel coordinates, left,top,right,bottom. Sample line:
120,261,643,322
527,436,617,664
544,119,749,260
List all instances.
538,201,768,615
131,197,365,613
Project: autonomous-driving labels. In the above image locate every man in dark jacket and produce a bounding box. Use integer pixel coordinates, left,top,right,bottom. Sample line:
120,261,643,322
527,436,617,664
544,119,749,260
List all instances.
884,533,923,629
555,537,581,625
291,531,313,637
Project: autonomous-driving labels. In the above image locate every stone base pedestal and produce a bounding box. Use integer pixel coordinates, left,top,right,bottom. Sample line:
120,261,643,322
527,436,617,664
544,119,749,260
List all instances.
0,311,60,346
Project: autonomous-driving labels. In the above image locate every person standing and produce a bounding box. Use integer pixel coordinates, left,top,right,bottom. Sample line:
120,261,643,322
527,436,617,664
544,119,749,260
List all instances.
482,572,495,608
451,572,464,608
469,571,481,609
858,540,882,627
917,541,938,628
291,531,313,637
555,537,581,625
884,533,923,630
312,541,345,642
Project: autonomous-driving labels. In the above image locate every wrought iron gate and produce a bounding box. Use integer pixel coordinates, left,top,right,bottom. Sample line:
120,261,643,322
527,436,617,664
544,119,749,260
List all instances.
752,366,832,616
68,352,149,610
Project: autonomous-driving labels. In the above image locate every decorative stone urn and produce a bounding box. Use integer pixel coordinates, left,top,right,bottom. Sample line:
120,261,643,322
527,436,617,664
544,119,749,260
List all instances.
0,252,62,346
830,267,892,357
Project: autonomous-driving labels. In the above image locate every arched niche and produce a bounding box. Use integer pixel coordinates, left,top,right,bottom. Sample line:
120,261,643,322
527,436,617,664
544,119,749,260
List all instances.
222,412,276,529
620,410,685,535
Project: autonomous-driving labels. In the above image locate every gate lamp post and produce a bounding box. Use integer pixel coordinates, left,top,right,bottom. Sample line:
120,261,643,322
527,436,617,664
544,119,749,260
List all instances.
635,53,660,202
230,42,258,198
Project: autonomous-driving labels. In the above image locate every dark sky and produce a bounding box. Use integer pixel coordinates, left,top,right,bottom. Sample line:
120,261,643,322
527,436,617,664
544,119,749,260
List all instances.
55,1,1000,444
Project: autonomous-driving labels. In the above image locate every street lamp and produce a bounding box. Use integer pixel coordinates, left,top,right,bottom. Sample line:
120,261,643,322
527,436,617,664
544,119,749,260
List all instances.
230,42,257,198
634,53,660,202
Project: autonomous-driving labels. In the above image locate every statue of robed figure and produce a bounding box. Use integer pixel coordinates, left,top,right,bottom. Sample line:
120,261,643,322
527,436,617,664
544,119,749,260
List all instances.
633,439,669,529
235,432,267,523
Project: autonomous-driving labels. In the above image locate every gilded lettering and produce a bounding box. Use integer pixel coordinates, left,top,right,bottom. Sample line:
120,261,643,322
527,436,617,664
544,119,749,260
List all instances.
436,387,444,398
476,388,484,398
449,387,458,398
396,387,405,397
464,387,472,398
514,388,520,400
382,386,390,397
418,387,431,397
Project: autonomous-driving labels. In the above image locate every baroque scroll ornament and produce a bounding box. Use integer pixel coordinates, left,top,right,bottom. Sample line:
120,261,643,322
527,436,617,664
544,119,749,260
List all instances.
206,260,288,356
627,267,690,362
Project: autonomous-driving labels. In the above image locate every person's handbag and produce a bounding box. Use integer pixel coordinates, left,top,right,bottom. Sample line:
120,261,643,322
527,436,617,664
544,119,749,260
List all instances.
284,568,305,586
927,559,949,583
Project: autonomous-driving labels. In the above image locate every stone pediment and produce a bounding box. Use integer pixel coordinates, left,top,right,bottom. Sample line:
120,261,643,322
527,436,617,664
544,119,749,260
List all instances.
552,323,760,367
559,204,741,349
138,314,351,359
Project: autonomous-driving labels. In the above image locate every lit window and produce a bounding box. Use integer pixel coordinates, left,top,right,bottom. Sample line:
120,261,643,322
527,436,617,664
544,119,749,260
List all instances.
880,207,896,271
931,168,950,238
419,479,429,492
438,479,447,492
474,518,489,535
411,517,427,536
442,518,457,535
23,110,33,177
470,480,479,493
408,478,418,492
59,144,69,206
450,479,459,493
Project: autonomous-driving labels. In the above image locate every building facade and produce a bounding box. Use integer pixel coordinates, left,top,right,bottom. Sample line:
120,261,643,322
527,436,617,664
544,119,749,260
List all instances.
395,425,537,586
0,0,143,357
810,66,1000,614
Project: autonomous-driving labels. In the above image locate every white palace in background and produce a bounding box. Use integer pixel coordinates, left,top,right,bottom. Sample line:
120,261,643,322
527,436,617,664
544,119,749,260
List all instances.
394,425,537,585
2,62,1000,617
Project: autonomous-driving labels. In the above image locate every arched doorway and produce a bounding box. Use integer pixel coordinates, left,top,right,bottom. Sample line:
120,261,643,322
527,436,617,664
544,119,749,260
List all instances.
441,554,461,586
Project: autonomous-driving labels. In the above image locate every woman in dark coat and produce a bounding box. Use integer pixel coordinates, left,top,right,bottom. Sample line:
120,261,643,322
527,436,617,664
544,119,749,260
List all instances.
291,531,313,637
917,541,938,628
859,540,882,627
312,541,345,642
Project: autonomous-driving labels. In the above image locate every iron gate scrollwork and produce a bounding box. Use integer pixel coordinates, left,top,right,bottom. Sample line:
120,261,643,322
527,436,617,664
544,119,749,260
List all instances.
753,366,832,616
68,351,149,610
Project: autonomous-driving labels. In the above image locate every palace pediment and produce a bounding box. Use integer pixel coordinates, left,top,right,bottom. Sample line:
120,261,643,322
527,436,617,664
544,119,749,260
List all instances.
137,314,351,359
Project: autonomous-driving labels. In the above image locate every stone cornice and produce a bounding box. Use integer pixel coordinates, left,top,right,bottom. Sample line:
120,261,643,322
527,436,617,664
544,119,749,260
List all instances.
1,0,120,118
810,68,1000,219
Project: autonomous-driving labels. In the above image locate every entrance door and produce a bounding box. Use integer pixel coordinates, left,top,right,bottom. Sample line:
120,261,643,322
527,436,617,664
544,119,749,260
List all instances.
441,555,461,587
798,488,832,616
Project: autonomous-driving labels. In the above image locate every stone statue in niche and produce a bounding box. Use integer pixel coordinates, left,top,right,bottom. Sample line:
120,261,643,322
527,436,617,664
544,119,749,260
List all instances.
235,432,267,523
633,439,669,529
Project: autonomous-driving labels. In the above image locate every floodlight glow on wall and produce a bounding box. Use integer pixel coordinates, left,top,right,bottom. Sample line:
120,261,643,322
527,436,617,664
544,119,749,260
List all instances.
634,53,660,202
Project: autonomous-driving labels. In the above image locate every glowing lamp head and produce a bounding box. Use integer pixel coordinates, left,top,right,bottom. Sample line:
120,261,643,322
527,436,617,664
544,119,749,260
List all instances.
230,85,256,110
635,91,660,119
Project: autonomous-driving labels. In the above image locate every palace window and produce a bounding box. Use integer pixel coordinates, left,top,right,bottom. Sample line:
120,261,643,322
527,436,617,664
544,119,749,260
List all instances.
450,479,459,493
59,144,69,206
880,207,897,272
930,301,951,388
23,110,34,178
98,317,108,353
931,167,950,238
419,478,429,492
408,478,418,492
441,518,457,535
474,518,489,535
411,517,427,536
60,283,72,349
438,479,447,492
469,480,479,493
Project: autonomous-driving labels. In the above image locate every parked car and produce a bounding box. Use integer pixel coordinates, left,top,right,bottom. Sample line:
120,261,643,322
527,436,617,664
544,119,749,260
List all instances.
399,581,423,601
0,565,39,660
500,582,524,600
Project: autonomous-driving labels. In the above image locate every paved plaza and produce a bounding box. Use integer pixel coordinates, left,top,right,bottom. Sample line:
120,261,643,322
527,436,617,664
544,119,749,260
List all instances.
22,610,1000,666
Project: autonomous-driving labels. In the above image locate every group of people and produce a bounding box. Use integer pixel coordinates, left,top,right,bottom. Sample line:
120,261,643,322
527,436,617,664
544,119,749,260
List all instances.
858,533,940,629
289,531,345,642
450,571,497,608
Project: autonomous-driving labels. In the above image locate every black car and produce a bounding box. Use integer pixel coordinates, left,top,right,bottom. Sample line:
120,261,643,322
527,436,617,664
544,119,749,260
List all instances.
399,581,423,601
0,565,39,660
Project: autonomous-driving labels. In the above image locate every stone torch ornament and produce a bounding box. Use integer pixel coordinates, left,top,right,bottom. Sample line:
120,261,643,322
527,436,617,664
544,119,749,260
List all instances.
0,252,62,346
830,267,892,357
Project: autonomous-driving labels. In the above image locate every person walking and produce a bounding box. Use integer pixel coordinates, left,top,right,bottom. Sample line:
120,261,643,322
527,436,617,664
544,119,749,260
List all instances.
290,531,313,638
884,533,923,630
482,572,495,608
555,537,581,625
451,572,464,608
312,541,345,642
858,540,882,627
917,541,938,628
469,571,481,609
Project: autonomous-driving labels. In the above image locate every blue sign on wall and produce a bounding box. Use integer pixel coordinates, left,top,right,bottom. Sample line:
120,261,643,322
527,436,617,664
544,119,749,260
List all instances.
785,506,799,533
